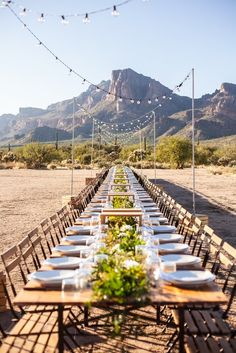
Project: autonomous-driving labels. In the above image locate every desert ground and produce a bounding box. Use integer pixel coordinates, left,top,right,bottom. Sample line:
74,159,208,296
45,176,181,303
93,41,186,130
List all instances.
0,167,235,256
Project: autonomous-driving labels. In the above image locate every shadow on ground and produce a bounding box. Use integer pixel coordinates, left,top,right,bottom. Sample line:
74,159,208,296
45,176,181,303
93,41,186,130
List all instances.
150,178,236,246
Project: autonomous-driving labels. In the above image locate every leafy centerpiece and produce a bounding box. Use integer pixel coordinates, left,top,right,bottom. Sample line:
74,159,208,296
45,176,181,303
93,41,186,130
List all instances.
91,168,148,304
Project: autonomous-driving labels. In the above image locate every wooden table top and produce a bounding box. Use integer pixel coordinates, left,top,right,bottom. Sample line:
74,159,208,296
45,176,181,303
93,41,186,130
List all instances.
14,282,227,307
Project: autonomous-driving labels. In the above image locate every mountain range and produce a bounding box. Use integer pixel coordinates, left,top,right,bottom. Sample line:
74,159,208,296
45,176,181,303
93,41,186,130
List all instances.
0,68,236,145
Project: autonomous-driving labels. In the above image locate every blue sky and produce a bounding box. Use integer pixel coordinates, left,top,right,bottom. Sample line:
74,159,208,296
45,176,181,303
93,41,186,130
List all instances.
0,0,235,115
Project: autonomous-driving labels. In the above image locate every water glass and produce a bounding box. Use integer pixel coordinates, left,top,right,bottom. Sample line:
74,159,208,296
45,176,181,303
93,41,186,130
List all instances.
94,254,108,263
161,261,177,273
74,268,91,291
61,278,77,298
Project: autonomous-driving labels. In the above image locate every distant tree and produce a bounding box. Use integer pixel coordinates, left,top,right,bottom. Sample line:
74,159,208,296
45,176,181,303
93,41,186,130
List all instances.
156,136,192,168
21,143,57,168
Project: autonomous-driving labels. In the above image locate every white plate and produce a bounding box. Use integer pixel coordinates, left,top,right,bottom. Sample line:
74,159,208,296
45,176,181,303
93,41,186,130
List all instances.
149,212,163,218
142,202,157,207
29,270,75,283
66,226,91,234
62,235,91,245
151,217,168,224
152,225,176,234
52,245,88,255
161,254,201,266
161,270,215,287
158,243,189,254
153,233,183,244
43,257,82,269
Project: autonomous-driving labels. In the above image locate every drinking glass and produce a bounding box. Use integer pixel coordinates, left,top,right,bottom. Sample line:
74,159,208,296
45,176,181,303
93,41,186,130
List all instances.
61,278,77,298
75,268,91,291
161,261,177,273
94,254,108,263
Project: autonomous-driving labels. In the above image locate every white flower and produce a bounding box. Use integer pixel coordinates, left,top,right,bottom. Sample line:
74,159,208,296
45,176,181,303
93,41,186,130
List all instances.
120,224,133,231
124,260,139,269
112,244,120,252
118,232,127,238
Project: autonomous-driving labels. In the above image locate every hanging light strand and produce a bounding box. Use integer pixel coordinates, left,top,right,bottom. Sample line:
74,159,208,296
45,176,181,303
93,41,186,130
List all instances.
5,3,190,105
3,0,137,23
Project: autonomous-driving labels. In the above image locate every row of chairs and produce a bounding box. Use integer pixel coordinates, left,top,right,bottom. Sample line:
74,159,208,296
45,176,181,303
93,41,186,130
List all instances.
133,168,236,353
0,168,108,351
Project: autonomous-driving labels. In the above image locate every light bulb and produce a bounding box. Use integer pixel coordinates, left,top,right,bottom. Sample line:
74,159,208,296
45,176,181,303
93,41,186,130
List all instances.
82,79,86,85
19,8,27,16
163,95,166,99
155,97,159,102
38,13,45,23
83,13,90,24
159,104,162,107
137,100,141,105
148,99,152,104
61,15,69,25
169,96,172,100
96,86,100,92
130,99,135,104
111,5,119,16
118,97,123,102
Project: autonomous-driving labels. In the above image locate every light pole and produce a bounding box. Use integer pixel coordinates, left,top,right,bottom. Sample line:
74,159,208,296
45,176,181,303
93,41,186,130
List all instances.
77,104,94,176
71,97,75,197
152,110,156,183
192,68,196,215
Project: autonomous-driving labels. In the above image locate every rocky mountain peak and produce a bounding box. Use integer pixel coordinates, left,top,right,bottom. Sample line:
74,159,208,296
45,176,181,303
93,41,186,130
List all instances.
220,83,236,95
108,68,171,102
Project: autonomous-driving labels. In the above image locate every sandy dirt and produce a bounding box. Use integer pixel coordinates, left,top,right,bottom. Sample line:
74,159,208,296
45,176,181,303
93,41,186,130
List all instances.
144,168,236,246
0,169,98,254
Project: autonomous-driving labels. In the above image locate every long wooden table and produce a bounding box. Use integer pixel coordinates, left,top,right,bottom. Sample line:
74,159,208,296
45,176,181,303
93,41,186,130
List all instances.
14,281,227,353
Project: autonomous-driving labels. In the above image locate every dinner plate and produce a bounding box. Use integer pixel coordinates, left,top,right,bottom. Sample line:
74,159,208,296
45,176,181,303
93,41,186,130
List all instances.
161,254,201,266
158,243,189,254
52,245,88,255
149,212,163,218
153,233,183,244
143,207,160,213
62,235,91,245
43,257,82,269
29,270,75,284
151,217,168,224
66,226,92,235
152,225,176,234
142,203,157,208
161,270,215,287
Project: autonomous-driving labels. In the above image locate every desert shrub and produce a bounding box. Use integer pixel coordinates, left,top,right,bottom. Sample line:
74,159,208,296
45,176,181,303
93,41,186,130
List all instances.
128,149,146,162
2,151,16,163
21,143,57,168
195,145,215,165
82,154,91,165
156,136,192,169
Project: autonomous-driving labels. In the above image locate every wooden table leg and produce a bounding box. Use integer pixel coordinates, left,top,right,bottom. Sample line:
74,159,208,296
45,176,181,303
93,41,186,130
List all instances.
178,307,185,353
58,304,64,353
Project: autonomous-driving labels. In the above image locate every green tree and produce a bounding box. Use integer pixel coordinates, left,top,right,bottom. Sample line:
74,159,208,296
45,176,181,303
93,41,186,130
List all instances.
156,136,192,168
21,143,57,168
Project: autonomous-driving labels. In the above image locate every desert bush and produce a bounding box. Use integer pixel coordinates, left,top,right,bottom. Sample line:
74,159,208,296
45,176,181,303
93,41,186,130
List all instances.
21,143,57,168
156,136,192,168
195,145,215,165
2,151,16,163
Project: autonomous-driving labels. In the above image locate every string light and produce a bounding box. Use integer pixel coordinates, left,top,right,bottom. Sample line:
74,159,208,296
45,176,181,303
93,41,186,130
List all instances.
38,13,45,23
8,0,138,24
61,15,69,25
19,7,27,16
5,4,191,106
111,5,120,16
148,99,152,104
83,13,90,24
